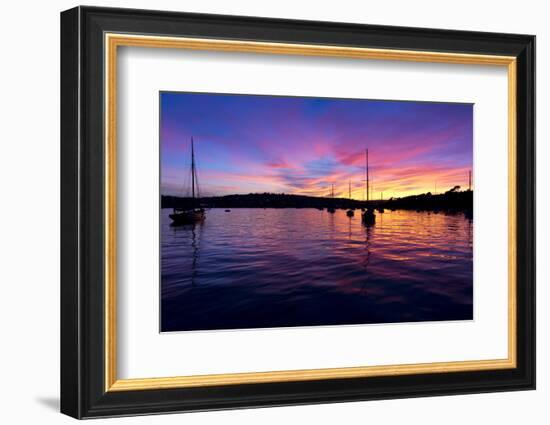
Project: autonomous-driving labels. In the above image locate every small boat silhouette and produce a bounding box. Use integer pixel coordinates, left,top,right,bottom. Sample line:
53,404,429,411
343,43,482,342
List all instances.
346,209,354,217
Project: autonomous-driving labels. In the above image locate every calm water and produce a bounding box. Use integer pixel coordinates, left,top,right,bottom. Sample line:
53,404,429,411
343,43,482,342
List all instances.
161,208,473,332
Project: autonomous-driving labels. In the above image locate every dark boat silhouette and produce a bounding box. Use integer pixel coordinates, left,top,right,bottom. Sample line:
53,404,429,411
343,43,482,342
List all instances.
170,137,205,225
346,209,354,217
362,208,375,224
170,209,205,224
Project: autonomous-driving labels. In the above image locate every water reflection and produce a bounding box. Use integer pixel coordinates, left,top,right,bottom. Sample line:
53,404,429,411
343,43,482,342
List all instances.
359,223,372,295
169,221,203,286
161,208,473,332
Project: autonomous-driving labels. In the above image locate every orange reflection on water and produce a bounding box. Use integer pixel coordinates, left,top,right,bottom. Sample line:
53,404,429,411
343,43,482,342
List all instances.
161,208,473,332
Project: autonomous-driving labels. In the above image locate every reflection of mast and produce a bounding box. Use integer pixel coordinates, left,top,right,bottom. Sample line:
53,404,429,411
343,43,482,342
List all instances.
190,224,198,286
191,222,206,286
359,225,372,294
172,221,202,286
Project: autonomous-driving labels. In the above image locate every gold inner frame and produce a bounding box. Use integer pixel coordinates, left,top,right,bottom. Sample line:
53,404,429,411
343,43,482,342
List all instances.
104,33,517,392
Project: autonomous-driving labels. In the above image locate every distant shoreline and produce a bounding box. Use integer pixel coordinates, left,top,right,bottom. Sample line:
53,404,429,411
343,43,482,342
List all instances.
161,190,473,213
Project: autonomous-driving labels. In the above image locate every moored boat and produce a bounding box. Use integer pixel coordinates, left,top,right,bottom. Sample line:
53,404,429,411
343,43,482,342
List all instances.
170,137,206,225
362,149,376,225
327,183,336,213
170,208,205,224
362,208,375,224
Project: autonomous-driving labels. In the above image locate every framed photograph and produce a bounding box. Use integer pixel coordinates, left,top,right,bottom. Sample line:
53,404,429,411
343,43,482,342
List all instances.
60,6,535,419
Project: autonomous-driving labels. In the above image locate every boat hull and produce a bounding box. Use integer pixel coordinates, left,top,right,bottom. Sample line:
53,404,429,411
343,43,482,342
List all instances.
169,210,205,224
362,210,376,225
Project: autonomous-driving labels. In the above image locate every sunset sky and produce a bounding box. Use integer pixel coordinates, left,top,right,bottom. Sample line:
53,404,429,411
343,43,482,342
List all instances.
160,92,473,200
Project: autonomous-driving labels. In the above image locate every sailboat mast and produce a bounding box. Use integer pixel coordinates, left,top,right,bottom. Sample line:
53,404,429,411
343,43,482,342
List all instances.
191,137,195,200
349,180,351,199
365,149,370,203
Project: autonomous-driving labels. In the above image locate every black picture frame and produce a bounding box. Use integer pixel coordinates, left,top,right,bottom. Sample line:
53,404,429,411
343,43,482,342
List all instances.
61,5,535,419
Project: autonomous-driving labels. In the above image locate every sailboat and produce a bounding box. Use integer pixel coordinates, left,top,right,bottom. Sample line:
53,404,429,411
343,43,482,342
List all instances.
169,137,206,225
361,149,375,225
327,184,336,213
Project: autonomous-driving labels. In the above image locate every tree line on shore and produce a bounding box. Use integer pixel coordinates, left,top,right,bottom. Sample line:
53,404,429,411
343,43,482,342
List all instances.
162,186,472,212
